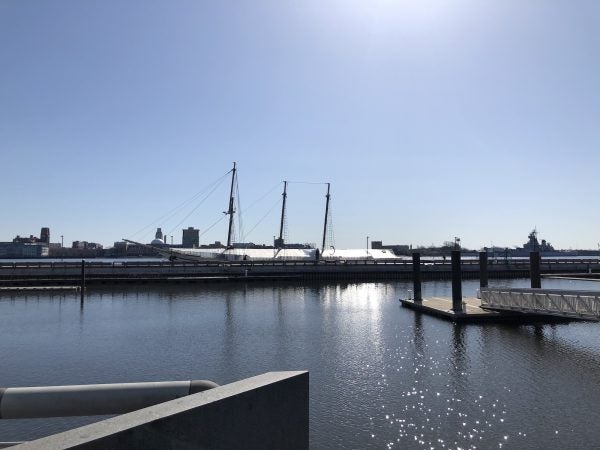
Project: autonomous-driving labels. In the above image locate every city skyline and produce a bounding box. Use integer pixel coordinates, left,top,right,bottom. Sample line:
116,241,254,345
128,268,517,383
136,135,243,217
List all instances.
2,219,596,253
2,1,599,250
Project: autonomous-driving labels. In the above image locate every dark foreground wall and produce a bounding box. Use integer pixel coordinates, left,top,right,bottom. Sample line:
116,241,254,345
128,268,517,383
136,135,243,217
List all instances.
11,371,309,450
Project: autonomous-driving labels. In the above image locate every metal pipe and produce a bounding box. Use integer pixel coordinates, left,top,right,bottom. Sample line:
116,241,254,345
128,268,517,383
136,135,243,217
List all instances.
0,380,218,419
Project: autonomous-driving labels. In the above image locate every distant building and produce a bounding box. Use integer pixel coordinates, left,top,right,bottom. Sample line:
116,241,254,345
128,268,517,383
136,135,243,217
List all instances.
182,227,200,248
0,242,49,258
272,237,310,249
110,241,159,257
72,241,103,250
371,241,410,255
200,241,226,249
151,228,167,246
112,241,129,256
13,227,51,245
13,235,40,244
40,227,50,244
2,227,51,257
371,241,383,249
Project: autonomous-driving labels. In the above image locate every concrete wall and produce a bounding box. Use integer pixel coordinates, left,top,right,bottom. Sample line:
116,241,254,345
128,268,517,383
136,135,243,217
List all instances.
11,371,308,450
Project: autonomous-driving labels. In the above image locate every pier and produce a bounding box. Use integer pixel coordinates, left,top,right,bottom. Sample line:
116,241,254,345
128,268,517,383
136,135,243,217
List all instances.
399,296,528,322
400,250,600,323
480,287,600,320
0,257,598,287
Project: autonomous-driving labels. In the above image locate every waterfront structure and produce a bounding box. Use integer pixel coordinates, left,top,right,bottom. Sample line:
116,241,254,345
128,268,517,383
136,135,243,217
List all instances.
480,286,600,320
111,241,159,257
72,241,103,250
182,227,199,248
371,241,410,255
11,253,599,287
0,227,51,257
151,228,166,245
40,227,50,244
0,242,49,258
13,227,50,244
49,245,104,259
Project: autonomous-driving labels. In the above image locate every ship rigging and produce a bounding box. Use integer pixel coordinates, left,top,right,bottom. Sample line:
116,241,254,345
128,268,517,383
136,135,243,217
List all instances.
124,163,341,262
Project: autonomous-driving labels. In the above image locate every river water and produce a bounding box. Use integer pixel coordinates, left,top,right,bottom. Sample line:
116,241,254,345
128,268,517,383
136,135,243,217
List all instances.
1,278,600,448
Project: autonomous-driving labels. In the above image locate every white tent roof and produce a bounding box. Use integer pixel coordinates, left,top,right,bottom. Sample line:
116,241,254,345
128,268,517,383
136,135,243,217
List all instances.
321,248,401,260
170,247,402,261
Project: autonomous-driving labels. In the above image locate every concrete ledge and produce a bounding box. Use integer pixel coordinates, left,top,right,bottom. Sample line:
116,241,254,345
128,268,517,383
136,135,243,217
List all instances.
11,371,308,450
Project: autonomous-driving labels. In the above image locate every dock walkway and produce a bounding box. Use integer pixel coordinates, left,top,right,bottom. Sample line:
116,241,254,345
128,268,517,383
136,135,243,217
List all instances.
1,258,599,286
399,297,564,323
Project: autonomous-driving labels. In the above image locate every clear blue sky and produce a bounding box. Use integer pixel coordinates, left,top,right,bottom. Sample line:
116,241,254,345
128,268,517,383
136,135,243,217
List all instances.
1,0,599,250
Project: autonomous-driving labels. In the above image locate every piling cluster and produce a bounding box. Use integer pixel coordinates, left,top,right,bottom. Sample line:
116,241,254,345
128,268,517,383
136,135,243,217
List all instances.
410,250,543,315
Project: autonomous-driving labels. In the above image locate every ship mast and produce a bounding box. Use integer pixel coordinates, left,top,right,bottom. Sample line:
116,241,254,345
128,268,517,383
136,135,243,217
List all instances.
321,183,330,252
277,181,287,248
226,162,237,249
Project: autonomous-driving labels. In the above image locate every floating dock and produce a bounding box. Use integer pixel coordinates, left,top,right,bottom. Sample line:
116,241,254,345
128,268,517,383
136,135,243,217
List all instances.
400,296,578,323
399,250,592,323
399,297,523,322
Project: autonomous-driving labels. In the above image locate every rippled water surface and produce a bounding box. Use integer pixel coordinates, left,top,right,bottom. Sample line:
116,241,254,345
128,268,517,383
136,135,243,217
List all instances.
1,278,600,448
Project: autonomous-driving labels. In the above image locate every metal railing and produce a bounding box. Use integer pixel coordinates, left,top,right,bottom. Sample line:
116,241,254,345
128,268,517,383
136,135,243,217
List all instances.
1,258,598,270
1,372,308,450
0,379,218,419
480,287,600,320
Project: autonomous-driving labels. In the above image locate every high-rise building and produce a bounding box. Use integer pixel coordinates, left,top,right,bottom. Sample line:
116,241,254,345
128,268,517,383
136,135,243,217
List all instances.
40,227,50,244
182,227,199,248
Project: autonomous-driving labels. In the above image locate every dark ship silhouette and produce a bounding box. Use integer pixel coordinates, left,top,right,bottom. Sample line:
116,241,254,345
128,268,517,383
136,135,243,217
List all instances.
522,228,554,252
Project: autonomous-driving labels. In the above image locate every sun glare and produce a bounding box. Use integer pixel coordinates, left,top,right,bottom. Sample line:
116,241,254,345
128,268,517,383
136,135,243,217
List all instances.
334,0,453,31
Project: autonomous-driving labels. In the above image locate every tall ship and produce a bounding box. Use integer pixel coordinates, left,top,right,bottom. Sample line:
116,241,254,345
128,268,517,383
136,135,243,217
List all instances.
125,163,400,263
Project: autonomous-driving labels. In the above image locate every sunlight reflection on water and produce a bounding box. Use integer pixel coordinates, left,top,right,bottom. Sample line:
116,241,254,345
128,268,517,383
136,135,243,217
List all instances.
1,278,600,448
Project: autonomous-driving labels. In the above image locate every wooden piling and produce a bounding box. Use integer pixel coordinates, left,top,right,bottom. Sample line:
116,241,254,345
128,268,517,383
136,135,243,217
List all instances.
479,252,488,288
412,252,422,303
530,251,541,288
451,250,463,312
